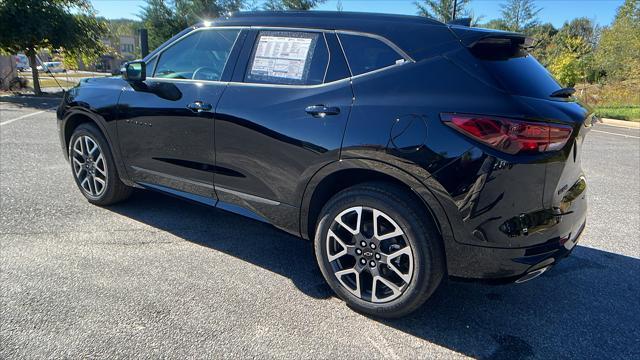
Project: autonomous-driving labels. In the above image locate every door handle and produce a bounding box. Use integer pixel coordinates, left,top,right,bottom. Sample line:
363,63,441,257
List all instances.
305,105,340,118
187,101,213,113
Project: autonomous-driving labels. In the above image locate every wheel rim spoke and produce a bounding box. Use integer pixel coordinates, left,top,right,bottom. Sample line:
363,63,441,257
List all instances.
327,206,415,304
326,229,352,262
372,275,403,303
335,268,361,298
335,206,362,235
72,157,85,177
80,177,92,193
384,246,413,284
73,139,84,157
94,154,106,176
373,209,404,240
85,137,97,156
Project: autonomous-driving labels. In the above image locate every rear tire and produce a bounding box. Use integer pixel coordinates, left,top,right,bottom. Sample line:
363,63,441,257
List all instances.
68,123,132,206
314,182,445,318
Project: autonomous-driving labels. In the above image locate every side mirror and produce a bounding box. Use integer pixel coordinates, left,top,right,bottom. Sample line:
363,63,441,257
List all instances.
123,61,146,82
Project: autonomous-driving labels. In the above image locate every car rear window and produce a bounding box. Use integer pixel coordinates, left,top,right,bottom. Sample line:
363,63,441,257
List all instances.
480,55,562,99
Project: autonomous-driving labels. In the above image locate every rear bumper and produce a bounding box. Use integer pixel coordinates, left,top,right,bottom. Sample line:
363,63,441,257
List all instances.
447,218,585,280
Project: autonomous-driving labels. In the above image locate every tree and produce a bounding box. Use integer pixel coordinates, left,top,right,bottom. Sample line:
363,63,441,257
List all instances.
336,0,343,12
595,0,640,81
498,0,541,32
0,0,107,95
176,0,244,23
548,36,592,87
139,0,185,50
415,0,471,23
526,22,557,65
263,0,326,10
139,0,249,50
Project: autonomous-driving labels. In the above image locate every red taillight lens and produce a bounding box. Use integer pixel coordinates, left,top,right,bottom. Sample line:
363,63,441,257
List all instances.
441,114,573,155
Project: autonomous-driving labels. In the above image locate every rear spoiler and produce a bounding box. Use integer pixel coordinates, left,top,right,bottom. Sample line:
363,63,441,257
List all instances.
449,26,536,59
449,26,534,48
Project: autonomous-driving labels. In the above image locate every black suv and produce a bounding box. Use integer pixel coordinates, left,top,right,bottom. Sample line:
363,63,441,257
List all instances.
58,11,591,318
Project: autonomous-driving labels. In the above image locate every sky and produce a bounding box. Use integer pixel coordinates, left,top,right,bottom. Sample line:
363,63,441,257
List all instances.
90,0,625,28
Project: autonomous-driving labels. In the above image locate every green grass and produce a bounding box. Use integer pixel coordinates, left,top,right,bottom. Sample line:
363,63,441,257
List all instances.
594,106,640,122
36,78,79,88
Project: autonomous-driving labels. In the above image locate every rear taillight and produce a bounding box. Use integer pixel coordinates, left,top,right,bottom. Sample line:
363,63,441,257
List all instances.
441,114,573,155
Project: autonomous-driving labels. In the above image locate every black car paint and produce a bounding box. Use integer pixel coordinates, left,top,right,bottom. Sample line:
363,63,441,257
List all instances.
57,11,589,280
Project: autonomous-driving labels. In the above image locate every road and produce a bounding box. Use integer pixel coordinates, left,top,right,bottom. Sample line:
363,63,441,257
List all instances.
1,96,639,359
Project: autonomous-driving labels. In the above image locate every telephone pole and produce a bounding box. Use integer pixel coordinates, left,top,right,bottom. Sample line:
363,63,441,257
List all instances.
452,0,458,20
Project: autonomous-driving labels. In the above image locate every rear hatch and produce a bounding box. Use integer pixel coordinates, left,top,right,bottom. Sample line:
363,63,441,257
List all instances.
449,25,592,239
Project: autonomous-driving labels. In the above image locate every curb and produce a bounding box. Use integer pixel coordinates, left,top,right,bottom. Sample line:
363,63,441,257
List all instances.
601,118,640,129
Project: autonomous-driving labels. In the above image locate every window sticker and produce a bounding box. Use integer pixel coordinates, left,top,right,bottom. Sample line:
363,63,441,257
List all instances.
247,31,318,85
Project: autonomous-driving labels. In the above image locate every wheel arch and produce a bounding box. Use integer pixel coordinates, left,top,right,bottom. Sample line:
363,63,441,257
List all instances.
61,108,133,186
300,159,455,259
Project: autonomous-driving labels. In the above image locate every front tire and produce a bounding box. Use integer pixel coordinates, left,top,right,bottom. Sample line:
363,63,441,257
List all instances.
69,123,132,205
314,182,445,318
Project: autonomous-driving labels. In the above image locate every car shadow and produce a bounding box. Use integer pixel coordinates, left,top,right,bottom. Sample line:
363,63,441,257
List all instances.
106,190,640,359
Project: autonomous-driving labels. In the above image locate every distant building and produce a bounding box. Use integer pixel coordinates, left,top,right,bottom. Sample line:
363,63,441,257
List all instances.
95,34,141,74
119,35,137,60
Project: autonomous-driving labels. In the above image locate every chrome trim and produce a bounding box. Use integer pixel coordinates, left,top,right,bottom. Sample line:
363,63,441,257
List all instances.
335,30,414,63
227,77,350,89
143,25,413,87
143,77,229,85
515,266,550,284
216,186,280,205
335,30,353,76
349,61,409,81
322,31,330,83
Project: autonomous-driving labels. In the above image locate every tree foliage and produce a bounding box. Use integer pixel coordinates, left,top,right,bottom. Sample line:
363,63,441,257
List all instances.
0,0,107,95
263,0,326,11
139,0,249,50
415,0,471,23
595,0,640,81
498,0,541,32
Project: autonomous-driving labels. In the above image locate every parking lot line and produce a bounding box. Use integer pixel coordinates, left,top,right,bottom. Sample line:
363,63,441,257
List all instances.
0,107,57,127
592,129,640,139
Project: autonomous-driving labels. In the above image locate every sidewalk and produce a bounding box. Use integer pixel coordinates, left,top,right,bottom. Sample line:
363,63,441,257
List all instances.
601,118,640,129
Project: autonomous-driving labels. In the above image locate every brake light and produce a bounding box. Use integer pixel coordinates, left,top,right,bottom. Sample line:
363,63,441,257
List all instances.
441,114,572,155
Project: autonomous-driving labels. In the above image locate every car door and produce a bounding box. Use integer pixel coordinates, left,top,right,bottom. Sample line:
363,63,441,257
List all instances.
117,27,244,201
214,30,353,212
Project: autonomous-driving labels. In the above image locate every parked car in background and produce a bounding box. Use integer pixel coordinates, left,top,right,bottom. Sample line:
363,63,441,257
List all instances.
38,61,66,73
57,11,592,318
15,54,30,72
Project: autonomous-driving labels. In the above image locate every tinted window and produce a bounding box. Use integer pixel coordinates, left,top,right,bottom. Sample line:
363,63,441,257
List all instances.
154,29,239,81
480,55,562,98
338,34,404,76
145,57,157,78
245,31,329,85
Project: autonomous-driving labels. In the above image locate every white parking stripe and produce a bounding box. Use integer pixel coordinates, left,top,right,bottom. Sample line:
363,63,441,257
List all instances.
0,107,57,127
592,129,640,139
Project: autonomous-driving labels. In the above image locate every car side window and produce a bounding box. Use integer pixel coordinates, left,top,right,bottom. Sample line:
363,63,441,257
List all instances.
145,57,157,78
153,29,240,81
338,33,405,76
245,31,329,85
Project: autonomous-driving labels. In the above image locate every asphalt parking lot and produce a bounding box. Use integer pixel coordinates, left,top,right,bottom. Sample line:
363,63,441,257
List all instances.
1,96,639,359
